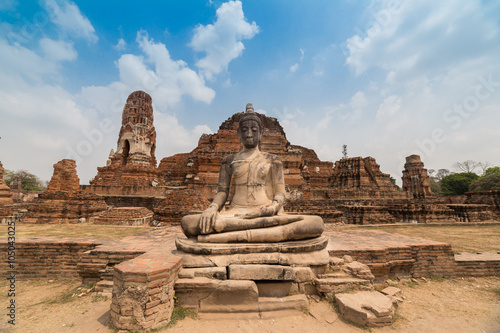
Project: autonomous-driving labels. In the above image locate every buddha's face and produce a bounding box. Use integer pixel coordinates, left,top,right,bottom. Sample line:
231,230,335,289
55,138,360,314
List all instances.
238,119,262,149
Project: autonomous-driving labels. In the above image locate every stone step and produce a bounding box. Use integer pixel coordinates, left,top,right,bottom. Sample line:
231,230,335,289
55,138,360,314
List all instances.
95,280,114,293
315,277,372,294
317,272,350,279
197,295,309,319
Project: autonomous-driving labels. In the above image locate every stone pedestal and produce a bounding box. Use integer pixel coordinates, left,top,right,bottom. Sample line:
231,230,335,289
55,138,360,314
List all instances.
174,236,330,315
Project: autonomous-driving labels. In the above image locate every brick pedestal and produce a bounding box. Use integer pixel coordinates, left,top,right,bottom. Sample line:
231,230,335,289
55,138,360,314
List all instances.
111,254,182,331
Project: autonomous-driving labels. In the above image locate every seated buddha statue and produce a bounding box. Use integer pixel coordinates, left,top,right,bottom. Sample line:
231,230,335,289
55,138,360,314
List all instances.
181,103,324,243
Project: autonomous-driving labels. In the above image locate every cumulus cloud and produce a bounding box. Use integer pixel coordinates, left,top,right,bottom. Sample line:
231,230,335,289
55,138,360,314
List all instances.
190,0,259,80
114,38,126,51
39,38,77,61
43,0,98,42
341,0,500,177
345,1,499,80
82,31,215,115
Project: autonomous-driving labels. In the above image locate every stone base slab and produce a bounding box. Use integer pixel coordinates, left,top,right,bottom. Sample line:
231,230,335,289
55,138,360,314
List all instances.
175,247,330,268
175,235,328,255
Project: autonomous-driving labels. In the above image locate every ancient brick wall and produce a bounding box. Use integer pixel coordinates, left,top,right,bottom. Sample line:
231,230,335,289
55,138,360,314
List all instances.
94,207,153,225
25,159,108,223
46,159,80,194
153,189,209,224
24,193,107,224
0,238,104,279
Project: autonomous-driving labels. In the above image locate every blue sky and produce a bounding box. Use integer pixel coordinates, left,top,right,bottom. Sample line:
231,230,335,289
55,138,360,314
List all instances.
1,0,500,184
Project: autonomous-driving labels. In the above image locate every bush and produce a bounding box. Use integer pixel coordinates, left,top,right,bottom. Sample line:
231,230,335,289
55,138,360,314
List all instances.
470,169,500,191
440,172,479,196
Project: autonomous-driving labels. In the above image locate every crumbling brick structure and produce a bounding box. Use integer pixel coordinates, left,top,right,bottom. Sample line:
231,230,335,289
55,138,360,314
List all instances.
402,154,435,199
90,91,158,187
0,161,13,204
25,159,107,223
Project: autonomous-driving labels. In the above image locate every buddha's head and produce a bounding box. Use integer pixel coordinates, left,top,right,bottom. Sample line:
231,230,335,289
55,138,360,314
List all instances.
238,103,263,149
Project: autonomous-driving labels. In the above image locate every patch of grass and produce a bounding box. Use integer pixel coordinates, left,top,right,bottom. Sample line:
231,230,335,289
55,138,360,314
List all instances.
91,294,108,303
393,311,405,322
357,225,500,253
405,280,419,288
491,288,500,296
48,289,78,304
165,306,198,328
428,275,446,282
0,223,150,239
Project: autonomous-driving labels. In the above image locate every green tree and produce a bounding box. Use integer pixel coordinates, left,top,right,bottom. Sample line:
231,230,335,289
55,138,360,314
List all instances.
440,172,479,196
389,176,400,189
4,170,46,191
469,167,500,191
484,167,500,176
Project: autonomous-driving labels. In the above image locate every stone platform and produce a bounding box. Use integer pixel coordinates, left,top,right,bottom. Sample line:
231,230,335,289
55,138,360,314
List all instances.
2,225,500,331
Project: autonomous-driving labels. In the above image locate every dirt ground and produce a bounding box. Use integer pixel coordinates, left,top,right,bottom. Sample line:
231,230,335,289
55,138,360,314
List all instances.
1,276,499,333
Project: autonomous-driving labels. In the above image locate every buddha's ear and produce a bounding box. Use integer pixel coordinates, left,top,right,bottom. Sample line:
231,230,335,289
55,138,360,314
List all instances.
237,126,243,140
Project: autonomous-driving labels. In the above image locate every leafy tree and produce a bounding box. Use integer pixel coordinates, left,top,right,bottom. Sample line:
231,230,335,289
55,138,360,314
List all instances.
389,176,400,189
469,167,500,191
3,170,46,191
484,167,500,176
440,172,479,196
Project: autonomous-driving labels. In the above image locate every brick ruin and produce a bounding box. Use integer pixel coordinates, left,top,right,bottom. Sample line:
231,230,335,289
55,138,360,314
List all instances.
90,90,158,188
1,92,499,225
0,94,499,330
0,161,13,205
402,154,434,199
24,159,107,223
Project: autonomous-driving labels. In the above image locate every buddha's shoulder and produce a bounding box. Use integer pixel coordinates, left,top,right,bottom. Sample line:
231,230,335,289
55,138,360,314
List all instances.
261,152,282,164
221,154,236,165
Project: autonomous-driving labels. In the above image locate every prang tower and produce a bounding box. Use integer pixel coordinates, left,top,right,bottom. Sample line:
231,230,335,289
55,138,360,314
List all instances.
90,91,158,187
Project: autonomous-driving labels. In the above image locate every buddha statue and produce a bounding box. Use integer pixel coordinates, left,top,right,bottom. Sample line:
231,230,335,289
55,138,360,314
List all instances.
181,103,324,243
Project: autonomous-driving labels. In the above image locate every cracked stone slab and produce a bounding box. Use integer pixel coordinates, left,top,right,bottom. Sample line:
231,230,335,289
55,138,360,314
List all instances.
335,291,394,327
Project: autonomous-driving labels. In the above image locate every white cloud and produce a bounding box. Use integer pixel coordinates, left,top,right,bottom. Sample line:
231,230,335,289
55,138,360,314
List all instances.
190,0,259,80
43,0,98,43
39,38,77,61
341,0,500,178
376,95,401,119
114,38,126,51
289,63,299,73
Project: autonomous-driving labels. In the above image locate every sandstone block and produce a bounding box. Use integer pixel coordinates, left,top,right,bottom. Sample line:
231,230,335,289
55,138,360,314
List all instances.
229,264,295,281
335,291,394,327
380,286,402,297
179,267,226,280
258,295,308,312
292,266,317,282
345,261,375,281
256,281,292,297
199,280,259,313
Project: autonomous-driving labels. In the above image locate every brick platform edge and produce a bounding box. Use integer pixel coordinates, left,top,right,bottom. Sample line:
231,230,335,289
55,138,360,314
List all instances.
0,239,104,279
111,254,182,331
330,243,500,280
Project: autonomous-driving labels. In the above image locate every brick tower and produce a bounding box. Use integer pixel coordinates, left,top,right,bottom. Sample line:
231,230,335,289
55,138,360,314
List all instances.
90,91,158,187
